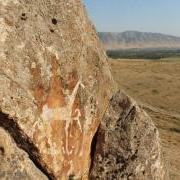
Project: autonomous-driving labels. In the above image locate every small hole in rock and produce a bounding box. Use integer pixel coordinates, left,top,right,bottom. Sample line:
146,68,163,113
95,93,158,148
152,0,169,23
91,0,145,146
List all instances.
21,14,27,21
68,174,75,180
0,146,5,155
50,29,54,33
52,18,57,25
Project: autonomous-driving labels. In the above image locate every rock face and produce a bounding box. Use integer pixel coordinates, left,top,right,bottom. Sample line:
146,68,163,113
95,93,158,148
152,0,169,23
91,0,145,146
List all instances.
0,126,47,180
0,0,167,180
0,0,114,179
90,90,168,180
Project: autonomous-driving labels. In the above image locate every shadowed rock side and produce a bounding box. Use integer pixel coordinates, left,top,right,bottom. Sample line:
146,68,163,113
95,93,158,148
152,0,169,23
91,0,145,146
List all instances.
0,127,47,180
90,90,168,180
0,0,115,179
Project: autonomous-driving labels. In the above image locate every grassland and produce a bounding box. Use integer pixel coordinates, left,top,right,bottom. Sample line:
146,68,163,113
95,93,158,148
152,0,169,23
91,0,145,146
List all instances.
110,57,180,180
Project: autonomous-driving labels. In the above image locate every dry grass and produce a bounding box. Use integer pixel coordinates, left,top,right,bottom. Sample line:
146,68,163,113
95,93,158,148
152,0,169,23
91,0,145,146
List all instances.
110,58,180,180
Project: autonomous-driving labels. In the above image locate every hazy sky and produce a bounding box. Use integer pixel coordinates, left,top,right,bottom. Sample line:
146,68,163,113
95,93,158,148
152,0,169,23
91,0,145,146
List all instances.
83,0,180,36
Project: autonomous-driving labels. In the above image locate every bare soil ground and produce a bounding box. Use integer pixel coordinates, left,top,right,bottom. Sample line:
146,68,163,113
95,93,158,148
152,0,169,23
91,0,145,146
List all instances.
110,58,180,180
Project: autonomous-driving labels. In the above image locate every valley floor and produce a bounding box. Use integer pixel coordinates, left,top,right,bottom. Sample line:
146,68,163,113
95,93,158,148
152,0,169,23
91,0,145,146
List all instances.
110,58,180,180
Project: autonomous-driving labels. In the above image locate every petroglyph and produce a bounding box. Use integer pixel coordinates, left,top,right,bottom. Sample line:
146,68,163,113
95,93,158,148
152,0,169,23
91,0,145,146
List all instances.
40,79,85,154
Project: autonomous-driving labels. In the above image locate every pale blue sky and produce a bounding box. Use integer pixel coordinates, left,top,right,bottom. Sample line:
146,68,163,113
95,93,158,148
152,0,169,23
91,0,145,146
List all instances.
83,0,180,36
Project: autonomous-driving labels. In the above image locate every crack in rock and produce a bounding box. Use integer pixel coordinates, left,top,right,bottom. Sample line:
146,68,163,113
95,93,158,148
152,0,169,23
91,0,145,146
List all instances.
0,111,55,180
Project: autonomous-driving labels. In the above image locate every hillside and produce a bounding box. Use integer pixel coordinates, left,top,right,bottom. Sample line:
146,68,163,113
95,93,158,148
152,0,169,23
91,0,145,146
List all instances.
99,31,180,50
110,58,180,179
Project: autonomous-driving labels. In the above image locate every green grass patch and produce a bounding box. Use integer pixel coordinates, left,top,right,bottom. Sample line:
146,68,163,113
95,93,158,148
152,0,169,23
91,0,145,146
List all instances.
107,48,180,60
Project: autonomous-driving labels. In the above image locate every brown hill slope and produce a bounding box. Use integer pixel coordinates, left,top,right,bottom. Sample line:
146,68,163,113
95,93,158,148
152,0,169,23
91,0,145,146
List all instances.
110,58,180,179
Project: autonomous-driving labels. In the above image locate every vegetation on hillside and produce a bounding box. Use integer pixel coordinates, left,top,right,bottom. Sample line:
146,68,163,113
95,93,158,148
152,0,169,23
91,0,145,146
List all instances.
107,48,180,59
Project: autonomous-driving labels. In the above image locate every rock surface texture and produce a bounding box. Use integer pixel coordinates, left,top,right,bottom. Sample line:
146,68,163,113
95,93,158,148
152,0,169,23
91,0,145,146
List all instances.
90,90,168,180
0,126,47,180
0,0,167,180
0,0,114,179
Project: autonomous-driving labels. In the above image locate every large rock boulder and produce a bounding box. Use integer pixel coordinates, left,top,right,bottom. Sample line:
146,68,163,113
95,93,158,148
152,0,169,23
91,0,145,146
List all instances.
0,0,167,179
90,90,168,180
0,0,114,179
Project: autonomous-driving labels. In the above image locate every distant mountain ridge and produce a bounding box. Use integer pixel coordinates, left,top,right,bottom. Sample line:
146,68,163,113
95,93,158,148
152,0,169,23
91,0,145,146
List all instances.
99,31,180,50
